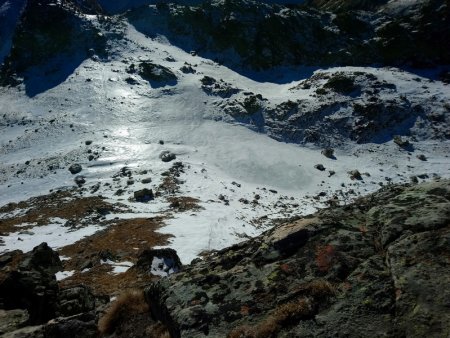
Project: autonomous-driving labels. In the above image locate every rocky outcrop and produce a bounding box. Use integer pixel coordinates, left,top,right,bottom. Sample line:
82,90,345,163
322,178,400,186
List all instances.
127,0,450,70
128,61,177,87
0,243,101,337
145,179,450,337
0,0,106,95
0,243,62,324
217,70,450,146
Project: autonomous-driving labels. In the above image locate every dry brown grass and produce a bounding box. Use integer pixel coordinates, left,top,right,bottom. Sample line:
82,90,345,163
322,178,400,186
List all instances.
98,289,170,337
307,279,335,298
228,298,312,338
146,323,171,338
58,217,170,295
98,289,149,335
228,279,335,338
167,196,202,212
59,217,170,263
0,190,128,234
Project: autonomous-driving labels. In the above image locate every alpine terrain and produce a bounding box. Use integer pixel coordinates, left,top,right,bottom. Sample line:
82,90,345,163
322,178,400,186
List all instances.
0,0,449,337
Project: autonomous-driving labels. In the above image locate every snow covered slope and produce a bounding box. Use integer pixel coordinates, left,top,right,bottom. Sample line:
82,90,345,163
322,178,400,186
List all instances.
0,6,449,264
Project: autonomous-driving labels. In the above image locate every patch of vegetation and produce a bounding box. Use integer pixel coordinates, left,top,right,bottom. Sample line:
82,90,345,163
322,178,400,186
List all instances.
228,280,334,337
98,289,169,337
323,74,357,94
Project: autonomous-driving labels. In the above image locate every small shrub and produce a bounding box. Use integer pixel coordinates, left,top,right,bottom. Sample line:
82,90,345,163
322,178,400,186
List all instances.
98,289,149,335
307,279,335,298
227,298,312,338
323,74,356,94
315,87,328,95
315,244,336,272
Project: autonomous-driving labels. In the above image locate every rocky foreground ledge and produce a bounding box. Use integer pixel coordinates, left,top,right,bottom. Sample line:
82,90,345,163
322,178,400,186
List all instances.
1,180,449,337
146,179,450,338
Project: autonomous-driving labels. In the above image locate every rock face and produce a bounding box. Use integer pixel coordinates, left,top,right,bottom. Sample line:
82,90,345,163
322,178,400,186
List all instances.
218,70,450,146
0,243,100,337
127,0,450,70
137,248,182,277
0,0,106,96
0,243,62,324
145,180,450,338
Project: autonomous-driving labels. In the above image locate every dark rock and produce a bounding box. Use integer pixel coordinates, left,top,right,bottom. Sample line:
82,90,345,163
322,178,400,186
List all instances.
57,285,95,317
0,309,29,335
324,74,357,94
68,164,82,175
348,169,362,180
98,250,117,262
134,188,154,202
80,260,93,271
315,164,326,171
136,248,182,277
85,140,92,145
0,243,62,324
141,177,152,184
160,151,176,162
74,176,85,187
393,135,410,148
19,242,62,274
43,312,97,338
133,61,177,86
321,148,335,159
416,154,427,161
180,65,196,74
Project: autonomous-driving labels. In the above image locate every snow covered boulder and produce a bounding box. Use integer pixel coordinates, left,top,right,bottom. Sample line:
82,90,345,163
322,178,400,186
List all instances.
74,175,86,187
136,248,182,277
159,151,176,163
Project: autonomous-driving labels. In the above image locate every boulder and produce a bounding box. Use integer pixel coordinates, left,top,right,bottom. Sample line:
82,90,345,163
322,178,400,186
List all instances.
315,164,326,171
137,248,182,277
68,164,82,175
57,285,96,317
74,175,85,187
0,243,62,324
134,188,154,202
19,242,62,274
159,151,176,163
321,148,335,159
0,309,29,335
